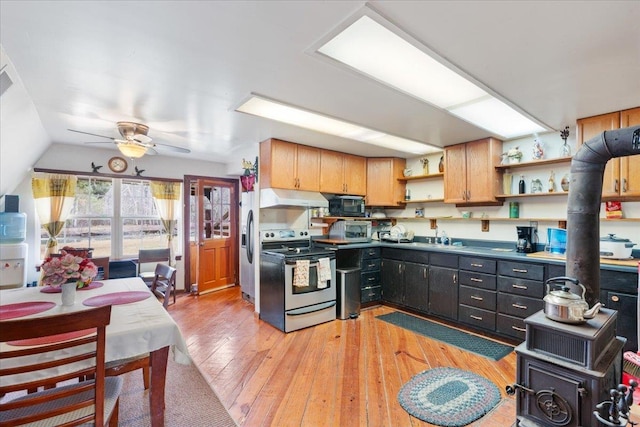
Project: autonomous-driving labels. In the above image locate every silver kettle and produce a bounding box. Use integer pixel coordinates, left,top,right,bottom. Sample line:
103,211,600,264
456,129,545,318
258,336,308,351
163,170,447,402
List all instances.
543,277,602,324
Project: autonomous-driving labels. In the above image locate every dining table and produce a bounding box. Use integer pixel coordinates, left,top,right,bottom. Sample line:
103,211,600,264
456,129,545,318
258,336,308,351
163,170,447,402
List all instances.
0,277,190,427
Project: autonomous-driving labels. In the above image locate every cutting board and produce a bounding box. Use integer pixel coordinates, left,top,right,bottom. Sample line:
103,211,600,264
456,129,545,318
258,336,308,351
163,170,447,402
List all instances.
314,238,353,245
526,251,639,267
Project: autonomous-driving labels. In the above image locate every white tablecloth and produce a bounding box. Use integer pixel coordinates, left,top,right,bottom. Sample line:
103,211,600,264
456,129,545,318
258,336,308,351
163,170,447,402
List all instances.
0,277,190,370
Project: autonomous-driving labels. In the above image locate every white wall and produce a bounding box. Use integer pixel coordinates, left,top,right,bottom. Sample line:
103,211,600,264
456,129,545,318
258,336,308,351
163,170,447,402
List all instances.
12,143,235,288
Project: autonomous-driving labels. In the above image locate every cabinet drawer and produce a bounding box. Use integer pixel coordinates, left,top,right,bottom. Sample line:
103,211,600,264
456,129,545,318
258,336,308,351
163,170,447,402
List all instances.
361,271,380,289
459,286,496,311
381,248,405,261
403,250,429,264
496,313,527,341
497,293,543,318
361,285,382,303
361,258,381,273
497,276,544,299
430,253,458,268
459,271,496,290
361,247,381,260
459,305,496,331
459,256,496,274
498,261,544,281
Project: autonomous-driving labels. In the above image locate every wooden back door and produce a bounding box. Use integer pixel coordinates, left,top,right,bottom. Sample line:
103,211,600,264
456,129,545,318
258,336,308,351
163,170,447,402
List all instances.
185,177,238,295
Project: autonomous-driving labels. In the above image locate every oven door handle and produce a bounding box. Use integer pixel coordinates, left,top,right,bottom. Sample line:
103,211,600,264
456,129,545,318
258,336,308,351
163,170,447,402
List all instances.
285,260,329,267
286,300,336,316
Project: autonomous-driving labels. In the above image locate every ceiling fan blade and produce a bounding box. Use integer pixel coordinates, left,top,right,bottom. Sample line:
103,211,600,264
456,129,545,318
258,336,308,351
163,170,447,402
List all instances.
152,142,191,153
84,141,116,146
132,134,152,144
68,129,116,140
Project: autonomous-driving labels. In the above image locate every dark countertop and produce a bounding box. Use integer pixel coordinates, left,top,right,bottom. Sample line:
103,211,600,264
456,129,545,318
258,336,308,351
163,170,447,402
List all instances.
312,239,639,274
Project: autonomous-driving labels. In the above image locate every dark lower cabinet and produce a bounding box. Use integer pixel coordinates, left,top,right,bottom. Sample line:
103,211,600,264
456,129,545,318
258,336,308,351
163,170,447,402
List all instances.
381,258,404,306
428,265,458,321
404,262,428,312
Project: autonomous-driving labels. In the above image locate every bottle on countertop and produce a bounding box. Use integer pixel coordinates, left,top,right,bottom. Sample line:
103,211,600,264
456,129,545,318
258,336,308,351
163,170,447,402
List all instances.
518,175,525,194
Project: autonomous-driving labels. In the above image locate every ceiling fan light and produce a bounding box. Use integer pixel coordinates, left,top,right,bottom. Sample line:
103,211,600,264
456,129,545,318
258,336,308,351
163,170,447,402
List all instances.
117,142,148,158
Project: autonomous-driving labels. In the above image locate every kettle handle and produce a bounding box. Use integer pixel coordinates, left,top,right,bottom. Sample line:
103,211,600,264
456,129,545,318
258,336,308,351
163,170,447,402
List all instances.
545,276,586,298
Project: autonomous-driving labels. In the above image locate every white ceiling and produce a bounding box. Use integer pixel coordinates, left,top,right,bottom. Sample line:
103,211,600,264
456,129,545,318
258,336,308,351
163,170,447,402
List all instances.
1,1,639,164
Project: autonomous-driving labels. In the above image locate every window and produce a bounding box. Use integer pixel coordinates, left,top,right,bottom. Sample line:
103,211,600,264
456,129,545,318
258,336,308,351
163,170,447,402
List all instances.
39,176,180,260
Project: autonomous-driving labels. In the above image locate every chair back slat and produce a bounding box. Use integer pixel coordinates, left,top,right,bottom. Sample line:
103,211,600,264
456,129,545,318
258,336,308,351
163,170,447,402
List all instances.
0,306,111,427
91,256,110,280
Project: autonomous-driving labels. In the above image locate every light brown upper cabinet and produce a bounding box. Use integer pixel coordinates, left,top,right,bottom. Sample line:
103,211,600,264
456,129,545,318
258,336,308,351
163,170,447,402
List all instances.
577,107,640,200
365,157,406,206
320,150,367,196
259,138,320,191
444,137,502,206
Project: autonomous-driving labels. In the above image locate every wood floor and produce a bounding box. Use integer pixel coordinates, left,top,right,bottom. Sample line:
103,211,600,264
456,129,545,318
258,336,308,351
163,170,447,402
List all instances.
168,286,518,427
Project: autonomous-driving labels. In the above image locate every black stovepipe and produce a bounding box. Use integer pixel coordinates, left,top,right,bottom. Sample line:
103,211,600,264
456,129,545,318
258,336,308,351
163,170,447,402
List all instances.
565,125,640,305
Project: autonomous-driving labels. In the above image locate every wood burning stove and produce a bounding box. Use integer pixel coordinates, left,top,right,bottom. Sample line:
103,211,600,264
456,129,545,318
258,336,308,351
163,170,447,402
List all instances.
508,309,625,426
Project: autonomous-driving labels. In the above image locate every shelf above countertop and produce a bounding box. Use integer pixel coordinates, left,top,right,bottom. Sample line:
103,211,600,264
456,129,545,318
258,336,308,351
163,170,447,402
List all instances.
495,156,572,170
398,172,444,182
496,192,568,198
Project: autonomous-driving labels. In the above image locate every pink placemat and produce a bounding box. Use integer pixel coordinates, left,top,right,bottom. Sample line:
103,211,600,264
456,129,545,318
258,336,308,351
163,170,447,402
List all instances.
40,281,104,293
83,291,151,307
0,301,57,321
8,328,95,346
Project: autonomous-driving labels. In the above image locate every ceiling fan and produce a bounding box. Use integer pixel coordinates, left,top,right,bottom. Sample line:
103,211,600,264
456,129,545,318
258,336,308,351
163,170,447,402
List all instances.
68,121,191,158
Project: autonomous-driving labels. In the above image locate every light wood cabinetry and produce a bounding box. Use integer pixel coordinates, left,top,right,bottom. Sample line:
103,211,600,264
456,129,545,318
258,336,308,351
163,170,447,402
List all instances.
444,137,502,205
259,138,320,191
577,107,640,200
365,157,406,206
319,150,366,195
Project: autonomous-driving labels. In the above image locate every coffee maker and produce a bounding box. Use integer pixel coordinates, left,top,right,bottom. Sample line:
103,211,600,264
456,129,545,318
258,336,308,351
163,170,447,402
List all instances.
516,226,537,253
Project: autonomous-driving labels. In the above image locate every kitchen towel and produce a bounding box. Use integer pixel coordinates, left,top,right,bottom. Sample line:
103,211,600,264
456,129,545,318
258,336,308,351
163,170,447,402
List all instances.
317,257,331,288
293,260,310,287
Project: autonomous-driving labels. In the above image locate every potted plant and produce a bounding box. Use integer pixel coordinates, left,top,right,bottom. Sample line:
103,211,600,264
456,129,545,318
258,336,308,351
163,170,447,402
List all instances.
240,157,258,192
506,147,523,164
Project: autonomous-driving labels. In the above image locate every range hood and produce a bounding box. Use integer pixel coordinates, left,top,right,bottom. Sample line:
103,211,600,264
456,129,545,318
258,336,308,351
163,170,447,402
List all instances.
259,188,328,209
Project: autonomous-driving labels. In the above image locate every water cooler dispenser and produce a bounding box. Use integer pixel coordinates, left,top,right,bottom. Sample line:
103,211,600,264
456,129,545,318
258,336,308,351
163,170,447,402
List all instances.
0,196,28,289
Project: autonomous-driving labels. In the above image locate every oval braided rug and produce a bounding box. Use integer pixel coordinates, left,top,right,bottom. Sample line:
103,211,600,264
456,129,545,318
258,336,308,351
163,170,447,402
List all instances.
398,367,501,426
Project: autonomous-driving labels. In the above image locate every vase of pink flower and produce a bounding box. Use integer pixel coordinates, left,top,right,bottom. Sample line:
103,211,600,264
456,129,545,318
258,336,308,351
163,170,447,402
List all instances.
41,251,98,306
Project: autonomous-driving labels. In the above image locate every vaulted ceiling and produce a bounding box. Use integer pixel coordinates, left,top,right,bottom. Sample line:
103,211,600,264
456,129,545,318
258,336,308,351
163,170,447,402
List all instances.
1,1,639,167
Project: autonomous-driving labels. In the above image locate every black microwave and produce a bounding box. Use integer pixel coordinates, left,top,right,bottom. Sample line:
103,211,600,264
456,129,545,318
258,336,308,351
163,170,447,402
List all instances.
329,196,365,217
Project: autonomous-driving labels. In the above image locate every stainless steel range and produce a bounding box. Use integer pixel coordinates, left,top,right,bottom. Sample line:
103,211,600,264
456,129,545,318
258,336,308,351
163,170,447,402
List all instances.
260,228,337,333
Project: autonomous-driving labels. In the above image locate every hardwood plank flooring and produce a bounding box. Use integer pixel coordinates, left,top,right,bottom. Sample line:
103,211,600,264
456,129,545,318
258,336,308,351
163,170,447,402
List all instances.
168,287,517,426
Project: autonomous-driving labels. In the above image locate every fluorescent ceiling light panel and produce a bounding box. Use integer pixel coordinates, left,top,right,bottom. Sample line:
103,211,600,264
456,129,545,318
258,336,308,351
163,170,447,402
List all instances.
448,97,546,139
317,13,550,139
237,95,439,155
318,16,486,109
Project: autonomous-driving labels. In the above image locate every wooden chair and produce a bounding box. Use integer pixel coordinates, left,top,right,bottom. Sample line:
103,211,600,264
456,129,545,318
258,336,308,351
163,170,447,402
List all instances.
91,256,110,280
0,306,122,427
137,248,171,287
151,263,178,308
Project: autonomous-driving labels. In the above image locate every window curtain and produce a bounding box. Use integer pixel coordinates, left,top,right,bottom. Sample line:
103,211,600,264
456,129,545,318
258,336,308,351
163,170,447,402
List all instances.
32,173,78,257
150,181,181,266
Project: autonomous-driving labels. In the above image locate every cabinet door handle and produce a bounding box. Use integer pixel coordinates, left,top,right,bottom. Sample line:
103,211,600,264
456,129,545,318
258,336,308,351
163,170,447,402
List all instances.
367,263,376,268
423,269,427,279
398,264,402,274
512,326,526,332
471,295,483,301
611,295,620,302
470,277,483,283
622,178,628,193
453,274,457,284
512,303,528,310
614,178,619,192
367,277,377,283
512,268,528,273
470,315,483,321
471,263,483,268
512,284,528,290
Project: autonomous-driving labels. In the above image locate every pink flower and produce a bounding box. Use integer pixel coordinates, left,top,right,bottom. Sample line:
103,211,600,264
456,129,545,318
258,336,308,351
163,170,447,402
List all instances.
41,251,98,288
